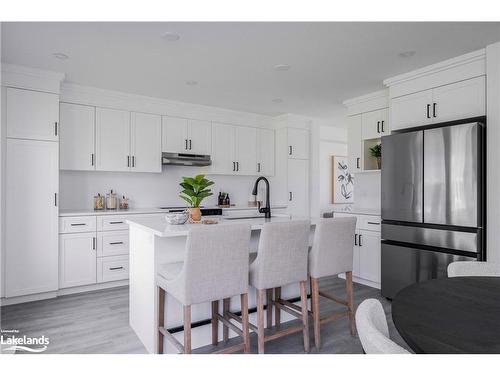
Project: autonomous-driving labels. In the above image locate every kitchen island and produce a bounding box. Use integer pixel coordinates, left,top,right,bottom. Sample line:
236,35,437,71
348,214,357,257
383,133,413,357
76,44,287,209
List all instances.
127,215,318,354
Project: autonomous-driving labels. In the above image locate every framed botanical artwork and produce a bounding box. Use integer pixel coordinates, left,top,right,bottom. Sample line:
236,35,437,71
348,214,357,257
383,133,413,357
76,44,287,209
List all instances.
332,155,354,203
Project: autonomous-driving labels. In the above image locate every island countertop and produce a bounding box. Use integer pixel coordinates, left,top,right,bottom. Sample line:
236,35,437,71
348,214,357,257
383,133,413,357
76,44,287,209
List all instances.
127,215,319,238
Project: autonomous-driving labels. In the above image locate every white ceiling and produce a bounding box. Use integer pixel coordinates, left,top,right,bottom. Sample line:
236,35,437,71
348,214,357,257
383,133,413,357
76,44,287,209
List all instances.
2,22,500,118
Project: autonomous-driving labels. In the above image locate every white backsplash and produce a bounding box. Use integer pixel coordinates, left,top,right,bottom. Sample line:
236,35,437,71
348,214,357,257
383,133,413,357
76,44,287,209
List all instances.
353,172,381,210
59,168,268,210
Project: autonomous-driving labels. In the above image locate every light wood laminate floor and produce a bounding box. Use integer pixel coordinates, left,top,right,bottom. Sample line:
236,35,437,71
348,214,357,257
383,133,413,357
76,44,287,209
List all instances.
1,277,411,354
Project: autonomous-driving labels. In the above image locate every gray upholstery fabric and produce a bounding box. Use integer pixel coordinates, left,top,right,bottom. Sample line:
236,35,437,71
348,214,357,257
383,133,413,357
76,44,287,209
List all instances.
250,220,310,290
356,299,410,354
156,223,251,305
308,217,357,279
447,261,500,277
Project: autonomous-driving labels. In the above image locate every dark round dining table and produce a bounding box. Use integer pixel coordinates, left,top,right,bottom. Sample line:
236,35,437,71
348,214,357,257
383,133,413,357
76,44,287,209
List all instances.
391,277,500,354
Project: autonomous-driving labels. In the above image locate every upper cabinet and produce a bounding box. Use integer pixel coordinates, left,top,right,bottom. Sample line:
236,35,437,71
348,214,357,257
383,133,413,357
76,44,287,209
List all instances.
130,112,162,173
60,103,96,171
234,126,257,175
287,128,309,159
391,76,486,131
361,108,389,140
256,128,275,176
95,108,131,172
162,116,211,155
347,115,362,172
6,87,59,141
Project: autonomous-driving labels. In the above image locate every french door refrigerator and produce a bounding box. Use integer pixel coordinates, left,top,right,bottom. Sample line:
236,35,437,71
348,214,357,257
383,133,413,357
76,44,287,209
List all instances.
381,119,485,299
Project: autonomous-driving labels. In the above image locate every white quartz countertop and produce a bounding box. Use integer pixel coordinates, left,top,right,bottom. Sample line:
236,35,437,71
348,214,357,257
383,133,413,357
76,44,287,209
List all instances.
127,215,319,238
59,205,287,217
330,205,380,216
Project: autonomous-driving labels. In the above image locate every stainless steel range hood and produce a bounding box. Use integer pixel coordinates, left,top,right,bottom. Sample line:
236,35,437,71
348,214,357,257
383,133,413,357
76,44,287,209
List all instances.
161,152,211,167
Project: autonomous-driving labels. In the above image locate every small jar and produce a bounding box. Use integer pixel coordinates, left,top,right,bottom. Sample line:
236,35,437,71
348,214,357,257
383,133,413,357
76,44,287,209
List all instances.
119,196,129,210
94,194,105,210
106,190,118,210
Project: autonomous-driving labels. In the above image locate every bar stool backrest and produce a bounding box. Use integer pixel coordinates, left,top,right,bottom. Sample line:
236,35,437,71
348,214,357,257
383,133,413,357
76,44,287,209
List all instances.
308,217,357,279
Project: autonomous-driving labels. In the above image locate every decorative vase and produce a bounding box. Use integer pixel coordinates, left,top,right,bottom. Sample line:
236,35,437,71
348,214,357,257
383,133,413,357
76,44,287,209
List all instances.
188,207,202,222
376,157,382,170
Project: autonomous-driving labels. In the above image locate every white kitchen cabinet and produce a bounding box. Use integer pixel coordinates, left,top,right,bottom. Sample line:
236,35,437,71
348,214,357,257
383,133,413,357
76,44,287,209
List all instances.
362,108,389,140
257,128,275,176
97,255,129,283
211,123,236,174
95,107,131,172
162,116,211,155
234,126,257,175
287,158,309,216
358,230,381,284
5,139,59,297
59,232,97,288
287,128,309,159
130,112,162,173
347,114,362,172
60,103,96,170
6,87,59,141
391,76,485,131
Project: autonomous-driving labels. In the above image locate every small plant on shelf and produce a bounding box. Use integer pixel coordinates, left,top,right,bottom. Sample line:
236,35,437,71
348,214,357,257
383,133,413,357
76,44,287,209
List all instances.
179,174,214,221
369,143,382,169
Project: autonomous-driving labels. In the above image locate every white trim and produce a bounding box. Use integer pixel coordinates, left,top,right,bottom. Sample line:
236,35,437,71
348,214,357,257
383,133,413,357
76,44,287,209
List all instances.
1,63,65,94
343,89,389,116
383,48,486,86
342,89,388,107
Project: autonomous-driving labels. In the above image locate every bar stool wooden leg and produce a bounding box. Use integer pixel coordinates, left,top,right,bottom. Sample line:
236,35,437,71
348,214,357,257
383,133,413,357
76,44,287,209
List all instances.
346,271,356,336
266,289,273,328
211,300,219,345
158,287,165,354
300,280,310,353
257,289,266,354
240,293,250,354
311,277,321,350
274,287,281,327
183,305,192,354
222,298,230,342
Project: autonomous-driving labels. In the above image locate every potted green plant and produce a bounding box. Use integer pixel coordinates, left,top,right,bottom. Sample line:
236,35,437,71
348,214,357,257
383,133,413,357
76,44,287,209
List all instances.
179,174,214,221
369,143,382,169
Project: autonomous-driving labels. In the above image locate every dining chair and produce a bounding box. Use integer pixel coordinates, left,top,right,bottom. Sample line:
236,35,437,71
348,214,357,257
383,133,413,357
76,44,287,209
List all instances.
447,261,500,277
355,299,410,354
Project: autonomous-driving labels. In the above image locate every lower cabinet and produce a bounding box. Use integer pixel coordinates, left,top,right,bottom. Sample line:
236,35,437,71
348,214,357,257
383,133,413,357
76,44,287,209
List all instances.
59,232,97,288
97,255,129,283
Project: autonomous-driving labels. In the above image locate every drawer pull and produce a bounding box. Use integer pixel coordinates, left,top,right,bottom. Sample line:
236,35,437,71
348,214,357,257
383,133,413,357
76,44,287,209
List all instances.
109,221,124,224
367,222,380,225
109,266,124,271
71,223,87,226
109,241,124,245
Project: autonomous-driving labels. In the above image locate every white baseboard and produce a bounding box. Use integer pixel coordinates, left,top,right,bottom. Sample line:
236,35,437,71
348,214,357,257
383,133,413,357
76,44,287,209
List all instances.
338,273,381,290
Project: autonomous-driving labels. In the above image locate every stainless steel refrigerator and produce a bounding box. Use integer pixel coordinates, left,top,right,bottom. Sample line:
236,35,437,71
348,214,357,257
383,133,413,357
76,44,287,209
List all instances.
381,120,485,299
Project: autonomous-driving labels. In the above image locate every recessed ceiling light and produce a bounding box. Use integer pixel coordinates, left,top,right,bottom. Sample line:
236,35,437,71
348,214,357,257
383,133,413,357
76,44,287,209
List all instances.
274,64,291,71
185,80,198,86
162,32,180,42
272,98,283,103
399,50,416,58
53,53,69,60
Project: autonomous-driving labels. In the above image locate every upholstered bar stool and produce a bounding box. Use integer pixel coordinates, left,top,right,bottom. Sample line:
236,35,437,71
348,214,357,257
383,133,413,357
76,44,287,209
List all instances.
156,223,251,354
308,217,357,349
248,220,311,354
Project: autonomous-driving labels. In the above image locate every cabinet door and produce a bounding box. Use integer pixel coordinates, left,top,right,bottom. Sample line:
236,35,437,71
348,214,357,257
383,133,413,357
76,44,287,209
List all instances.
391,90,433,131
358,230,381,283
257,128,275,176
5,139,59,297
287,128,309,159
60,103,96,170
235,126,257,175
59,233,97,288
379,108,390,135
347,115,362,172
432,76,486,123
95,108,131,172
162,116,188,153
362,109,385,140
6,87,59,141
188,119,211,155
287,158,309,216
211,123,236,174
130,112,162,173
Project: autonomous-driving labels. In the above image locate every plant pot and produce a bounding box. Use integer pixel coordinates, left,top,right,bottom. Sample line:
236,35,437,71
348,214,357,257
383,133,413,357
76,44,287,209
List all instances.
376,157,382,170
188,207,202,222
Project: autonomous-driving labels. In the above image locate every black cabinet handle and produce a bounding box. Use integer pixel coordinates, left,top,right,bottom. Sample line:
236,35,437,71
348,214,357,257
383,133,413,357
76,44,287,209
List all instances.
289,146,292,155
381,120,385,133
359,234,363,247
92,237,96,250
109,221,124,225
426,104,431,119
354,233,358,246
54,122,58,136
257,162,261,173
377,121,380,133
189,139,192,150
232,161,235,171
185,139,188,150
433,103,437,118
367,221,380,225
91,153,94,166
71,223,86,226
127,156,130,167
109,266,124,271
54,193,57,207
289,192,293,201
236,161,239,171
109,241,124,245
132,156,135,167
356,157,360,169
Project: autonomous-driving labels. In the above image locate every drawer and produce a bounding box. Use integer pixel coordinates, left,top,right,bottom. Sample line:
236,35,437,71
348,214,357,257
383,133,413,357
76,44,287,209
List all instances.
358,215,381,232
98,230,129,257
97,255,129,283
97,215,130,231
59,216,97,233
